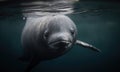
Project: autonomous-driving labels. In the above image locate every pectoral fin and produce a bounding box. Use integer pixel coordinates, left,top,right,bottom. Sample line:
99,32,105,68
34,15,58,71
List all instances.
75,40,101,52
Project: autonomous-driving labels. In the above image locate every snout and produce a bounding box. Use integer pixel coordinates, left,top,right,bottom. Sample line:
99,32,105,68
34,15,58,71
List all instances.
48,33,73,50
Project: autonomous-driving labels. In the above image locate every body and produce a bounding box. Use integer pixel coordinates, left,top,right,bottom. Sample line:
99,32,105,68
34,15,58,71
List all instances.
22,15,77,60
21,15,101,72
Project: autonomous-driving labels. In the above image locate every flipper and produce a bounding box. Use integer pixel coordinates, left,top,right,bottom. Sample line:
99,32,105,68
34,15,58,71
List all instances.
25,57,41,72
18,49,32,62
75,40,101,52
24,51,41,72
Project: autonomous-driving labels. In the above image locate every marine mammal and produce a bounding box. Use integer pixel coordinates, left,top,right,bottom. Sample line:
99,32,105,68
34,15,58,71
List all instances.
21,15,101,72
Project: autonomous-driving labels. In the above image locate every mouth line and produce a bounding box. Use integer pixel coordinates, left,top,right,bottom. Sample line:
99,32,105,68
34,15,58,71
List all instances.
48,40,71,45
48,40,72,49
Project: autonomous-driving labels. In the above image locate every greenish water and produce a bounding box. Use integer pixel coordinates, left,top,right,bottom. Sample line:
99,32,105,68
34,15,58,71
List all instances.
0,1,120,72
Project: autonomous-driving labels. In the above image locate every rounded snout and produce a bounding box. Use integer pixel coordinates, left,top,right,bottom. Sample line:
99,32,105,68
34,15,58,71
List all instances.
48,33,73,50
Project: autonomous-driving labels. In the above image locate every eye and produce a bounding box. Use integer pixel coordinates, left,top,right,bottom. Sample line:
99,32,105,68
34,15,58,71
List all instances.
44,30,49,40
70,28,75,35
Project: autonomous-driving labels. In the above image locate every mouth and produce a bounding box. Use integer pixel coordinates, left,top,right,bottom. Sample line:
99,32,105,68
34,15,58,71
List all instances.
48,40,72,49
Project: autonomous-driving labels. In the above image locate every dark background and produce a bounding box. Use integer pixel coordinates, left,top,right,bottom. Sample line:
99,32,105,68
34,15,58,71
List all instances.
0,0,120,72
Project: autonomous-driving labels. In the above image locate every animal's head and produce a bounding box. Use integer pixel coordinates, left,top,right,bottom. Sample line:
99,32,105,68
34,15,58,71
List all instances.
43,15,77,52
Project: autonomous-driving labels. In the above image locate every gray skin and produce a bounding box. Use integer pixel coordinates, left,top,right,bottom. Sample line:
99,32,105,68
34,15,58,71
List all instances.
21,15,101,72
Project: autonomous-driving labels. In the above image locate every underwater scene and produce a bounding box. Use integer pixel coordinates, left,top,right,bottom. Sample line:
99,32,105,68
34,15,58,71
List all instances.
0,0,120,72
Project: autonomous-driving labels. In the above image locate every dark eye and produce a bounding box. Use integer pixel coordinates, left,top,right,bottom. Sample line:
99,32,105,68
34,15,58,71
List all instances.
70,28,75,35
44,30,49,40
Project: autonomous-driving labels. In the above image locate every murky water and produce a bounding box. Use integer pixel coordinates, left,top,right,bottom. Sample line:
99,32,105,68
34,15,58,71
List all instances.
0,1,120,72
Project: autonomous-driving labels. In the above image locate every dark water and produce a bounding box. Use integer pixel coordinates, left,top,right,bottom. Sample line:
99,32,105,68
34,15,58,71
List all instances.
0,1,120,72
